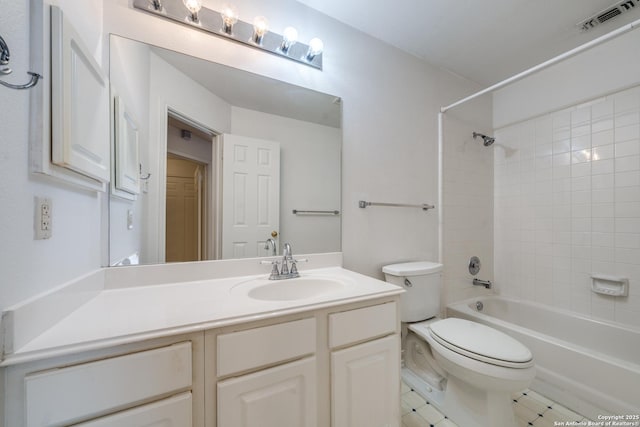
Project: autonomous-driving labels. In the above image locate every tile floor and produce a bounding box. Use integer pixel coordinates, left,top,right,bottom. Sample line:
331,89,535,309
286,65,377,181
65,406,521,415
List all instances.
401,381,591,427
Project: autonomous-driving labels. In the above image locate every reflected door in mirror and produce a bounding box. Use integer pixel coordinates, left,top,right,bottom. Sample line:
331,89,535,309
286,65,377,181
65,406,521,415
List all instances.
222,135,280,258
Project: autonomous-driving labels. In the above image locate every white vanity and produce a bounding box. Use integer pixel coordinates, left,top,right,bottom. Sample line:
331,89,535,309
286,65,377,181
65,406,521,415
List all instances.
0,254,402,427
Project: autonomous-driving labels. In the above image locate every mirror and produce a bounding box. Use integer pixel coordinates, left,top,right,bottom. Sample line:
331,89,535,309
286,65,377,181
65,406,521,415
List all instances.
108,35,341,266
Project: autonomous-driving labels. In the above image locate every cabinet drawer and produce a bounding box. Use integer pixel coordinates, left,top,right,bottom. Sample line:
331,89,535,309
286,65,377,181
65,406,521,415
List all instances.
75,392,192,426
25,342,192,427
329,302,397,348
218,318,315,376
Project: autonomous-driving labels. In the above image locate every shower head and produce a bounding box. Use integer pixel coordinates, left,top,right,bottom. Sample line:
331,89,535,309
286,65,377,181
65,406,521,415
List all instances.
473,131,495,147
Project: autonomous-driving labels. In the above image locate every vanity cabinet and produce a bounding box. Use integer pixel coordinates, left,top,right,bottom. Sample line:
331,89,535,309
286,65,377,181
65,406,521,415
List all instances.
2,296,399,427
206,299,400,427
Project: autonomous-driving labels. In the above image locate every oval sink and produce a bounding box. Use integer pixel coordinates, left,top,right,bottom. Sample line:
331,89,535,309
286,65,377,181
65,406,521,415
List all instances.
235,277,348,301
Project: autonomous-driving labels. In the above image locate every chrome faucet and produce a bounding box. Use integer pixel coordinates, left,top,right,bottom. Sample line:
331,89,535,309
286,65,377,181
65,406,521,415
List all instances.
260,242,307,280
472,278,492,289
264,238,277,256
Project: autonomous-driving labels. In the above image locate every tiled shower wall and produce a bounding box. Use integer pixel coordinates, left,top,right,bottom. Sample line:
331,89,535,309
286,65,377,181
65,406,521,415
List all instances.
494,85,640,328
442,106,494,307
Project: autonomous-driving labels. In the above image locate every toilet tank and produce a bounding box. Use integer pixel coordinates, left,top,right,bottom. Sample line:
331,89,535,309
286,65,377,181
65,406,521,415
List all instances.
382,261,443,322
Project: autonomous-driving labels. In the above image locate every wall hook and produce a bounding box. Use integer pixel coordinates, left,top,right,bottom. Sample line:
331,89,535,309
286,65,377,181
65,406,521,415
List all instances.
0,34,42,90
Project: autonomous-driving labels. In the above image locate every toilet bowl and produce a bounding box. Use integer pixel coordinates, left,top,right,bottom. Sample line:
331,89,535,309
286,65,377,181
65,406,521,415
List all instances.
383,261,535,427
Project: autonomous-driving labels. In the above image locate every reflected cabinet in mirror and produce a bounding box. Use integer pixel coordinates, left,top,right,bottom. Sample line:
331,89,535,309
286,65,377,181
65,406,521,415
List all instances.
109,35,341,266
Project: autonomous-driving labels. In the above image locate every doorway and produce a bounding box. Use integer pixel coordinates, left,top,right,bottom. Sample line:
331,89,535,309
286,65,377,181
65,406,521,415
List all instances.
165,114,216,262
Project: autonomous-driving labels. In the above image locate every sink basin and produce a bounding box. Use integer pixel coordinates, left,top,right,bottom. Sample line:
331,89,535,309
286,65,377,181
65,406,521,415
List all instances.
233,276,349,301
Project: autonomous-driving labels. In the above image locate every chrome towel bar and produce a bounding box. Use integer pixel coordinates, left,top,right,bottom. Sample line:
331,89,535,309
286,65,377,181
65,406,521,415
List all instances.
358,200,435,211
292,209,340,215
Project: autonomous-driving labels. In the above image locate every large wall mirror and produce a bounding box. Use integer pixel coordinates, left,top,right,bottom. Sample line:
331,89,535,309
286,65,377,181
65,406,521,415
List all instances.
108,35,342,266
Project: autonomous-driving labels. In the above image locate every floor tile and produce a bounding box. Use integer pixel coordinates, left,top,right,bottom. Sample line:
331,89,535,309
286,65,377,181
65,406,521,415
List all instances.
416,403,445,424
435,419,458,427
402,382,411,394
403,390,428,410
516,395,550,416
514,401,541,424
526,390,555,408
401,399,412,416
402,412,430,427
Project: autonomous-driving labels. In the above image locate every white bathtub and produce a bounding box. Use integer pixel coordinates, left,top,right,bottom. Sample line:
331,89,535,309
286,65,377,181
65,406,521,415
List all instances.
447,296,640,419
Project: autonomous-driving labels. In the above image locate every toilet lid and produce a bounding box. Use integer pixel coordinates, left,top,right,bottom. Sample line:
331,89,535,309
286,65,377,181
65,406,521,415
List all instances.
429,318,533,368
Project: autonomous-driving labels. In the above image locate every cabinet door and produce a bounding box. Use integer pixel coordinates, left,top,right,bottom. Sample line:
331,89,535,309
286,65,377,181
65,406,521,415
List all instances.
51,6,110,183
74,392,191,426
331,335,400,427
218,357,316,427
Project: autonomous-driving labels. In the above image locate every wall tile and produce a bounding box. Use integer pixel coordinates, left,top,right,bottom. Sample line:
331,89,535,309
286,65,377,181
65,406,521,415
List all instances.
494,85,640,326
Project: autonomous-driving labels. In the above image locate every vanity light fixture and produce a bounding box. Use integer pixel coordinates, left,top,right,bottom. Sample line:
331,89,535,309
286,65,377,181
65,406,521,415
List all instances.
132,0,323,69
252,16,269,45
182,0,202,23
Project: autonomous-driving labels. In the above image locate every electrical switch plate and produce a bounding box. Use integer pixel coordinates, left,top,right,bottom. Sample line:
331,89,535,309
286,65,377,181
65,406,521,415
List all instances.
127,209,134,230
35,197,52,239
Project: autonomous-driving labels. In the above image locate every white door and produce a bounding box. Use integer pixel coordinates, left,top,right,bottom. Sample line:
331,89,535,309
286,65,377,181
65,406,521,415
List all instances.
217,357,316,427
222,134,280,258
331,335,401,427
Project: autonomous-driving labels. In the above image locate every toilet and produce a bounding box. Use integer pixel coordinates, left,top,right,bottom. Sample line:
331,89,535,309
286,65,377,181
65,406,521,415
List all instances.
383,261,535,427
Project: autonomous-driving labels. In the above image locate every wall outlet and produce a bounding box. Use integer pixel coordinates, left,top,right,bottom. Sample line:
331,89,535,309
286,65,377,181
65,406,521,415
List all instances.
35,197,52,239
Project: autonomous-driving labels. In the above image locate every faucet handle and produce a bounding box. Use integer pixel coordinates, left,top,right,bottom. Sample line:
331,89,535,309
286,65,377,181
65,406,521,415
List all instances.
260,259,281,278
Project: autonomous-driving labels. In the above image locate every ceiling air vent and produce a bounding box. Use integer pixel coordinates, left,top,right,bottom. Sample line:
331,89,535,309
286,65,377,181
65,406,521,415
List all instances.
578,0,638,31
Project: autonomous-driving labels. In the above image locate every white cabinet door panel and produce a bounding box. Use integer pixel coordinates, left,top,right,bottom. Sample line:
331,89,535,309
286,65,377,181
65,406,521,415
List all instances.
51,6,110,183
332,335,400,427
218,357,316,427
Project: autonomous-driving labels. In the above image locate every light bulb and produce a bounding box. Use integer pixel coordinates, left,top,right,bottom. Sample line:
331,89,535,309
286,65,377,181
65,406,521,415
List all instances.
280,26,298,54
183,0,202,22
306,37,323,61
220,3,239,34
252,16,269,44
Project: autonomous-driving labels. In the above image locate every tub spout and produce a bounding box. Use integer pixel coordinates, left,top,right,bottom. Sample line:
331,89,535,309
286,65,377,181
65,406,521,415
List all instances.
473,278,492,289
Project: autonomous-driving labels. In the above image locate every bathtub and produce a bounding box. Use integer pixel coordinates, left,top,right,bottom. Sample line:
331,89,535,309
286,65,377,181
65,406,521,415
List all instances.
447,296,640,419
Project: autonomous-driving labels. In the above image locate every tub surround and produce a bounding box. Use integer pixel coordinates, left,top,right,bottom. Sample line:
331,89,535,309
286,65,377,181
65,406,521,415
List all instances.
1,252,403,366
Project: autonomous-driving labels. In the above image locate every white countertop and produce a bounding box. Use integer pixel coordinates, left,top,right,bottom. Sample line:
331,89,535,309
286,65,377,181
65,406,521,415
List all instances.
2,266,402,366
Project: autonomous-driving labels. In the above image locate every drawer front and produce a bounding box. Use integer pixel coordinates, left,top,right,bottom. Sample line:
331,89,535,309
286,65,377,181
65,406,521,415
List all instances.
218,318,316,376
329,302,397,348
75,392,192,427
25,342,192,427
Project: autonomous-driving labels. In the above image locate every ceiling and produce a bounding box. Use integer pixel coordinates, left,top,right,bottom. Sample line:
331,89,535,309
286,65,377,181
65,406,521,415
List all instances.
295,0,640,86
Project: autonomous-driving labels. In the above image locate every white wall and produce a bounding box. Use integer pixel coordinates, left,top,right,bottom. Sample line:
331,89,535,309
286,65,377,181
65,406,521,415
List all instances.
0,0,104,313
492,28,640,327
231,106,341,255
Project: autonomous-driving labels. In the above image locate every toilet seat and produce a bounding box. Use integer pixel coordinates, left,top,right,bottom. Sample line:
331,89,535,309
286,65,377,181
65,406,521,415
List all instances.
428,318,533,369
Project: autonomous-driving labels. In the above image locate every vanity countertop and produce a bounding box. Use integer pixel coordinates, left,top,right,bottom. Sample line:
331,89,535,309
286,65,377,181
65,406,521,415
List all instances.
1,265,402,366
